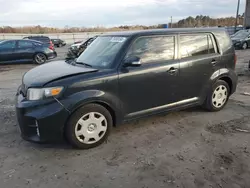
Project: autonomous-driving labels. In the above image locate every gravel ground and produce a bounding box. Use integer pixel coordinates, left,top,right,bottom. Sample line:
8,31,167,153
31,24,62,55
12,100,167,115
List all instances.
1,49,250,188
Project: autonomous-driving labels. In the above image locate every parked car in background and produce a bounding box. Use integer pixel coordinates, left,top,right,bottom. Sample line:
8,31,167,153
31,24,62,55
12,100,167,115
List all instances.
73,40,83,44
231,30,250,49
225,26,244,36
23,36,55,50
16,28,237,149
0,39,57,64
51,39,66,47
66,36,97,61
70,36,98,51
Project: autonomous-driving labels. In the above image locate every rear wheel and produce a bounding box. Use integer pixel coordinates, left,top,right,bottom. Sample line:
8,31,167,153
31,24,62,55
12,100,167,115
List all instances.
203,80,230,112
66,104,113,149
34,53,47,64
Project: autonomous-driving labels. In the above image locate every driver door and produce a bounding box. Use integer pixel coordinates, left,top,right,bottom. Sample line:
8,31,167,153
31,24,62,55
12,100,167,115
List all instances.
118,35,181,118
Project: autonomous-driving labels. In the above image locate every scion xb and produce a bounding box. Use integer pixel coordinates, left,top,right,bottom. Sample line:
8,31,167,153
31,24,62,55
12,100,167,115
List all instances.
16,28,237,149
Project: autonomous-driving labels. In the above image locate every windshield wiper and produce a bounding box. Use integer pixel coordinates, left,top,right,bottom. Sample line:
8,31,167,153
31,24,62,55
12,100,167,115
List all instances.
75,61,92,68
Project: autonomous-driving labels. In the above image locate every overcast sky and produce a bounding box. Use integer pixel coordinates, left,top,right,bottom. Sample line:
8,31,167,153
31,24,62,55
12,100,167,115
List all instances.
0,0,246,27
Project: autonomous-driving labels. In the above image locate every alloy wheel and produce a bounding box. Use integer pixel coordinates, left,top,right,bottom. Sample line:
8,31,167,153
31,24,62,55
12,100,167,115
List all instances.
35,53,46,64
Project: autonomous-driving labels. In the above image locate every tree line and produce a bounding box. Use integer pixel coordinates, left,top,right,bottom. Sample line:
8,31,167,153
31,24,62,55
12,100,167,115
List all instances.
0,15,244,34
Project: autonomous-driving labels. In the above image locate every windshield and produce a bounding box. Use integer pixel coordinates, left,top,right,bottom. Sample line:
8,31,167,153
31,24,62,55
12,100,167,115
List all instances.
76,36,127,68
233,31,249,38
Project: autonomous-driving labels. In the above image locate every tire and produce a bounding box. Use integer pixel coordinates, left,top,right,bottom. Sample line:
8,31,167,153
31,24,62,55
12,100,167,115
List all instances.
203,80,230,112
58,43,62,48
34,53,47,64
242,42,248,50
65,104,113,149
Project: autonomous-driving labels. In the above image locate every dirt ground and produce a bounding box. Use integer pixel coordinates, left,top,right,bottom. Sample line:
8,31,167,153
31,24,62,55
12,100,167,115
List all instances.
1,49,250,188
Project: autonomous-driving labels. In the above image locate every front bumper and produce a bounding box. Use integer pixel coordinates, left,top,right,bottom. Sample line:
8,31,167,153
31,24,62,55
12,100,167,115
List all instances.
15,92,69,143
233,42,243,49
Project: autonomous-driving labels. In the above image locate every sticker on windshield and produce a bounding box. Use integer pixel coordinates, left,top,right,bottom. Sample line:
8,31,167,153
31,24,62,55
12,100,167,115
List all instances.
110,37,126,43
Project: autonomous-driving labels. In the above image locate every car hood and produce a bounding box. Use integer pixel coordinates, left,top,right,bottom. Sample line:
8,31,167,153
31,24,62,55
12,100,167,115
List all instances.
23,61,98,87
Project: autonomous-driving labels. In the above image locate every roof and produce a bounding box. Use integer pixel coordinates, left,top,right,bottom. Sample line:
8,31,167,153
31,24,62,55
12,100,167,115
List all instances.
102,28,226,36
0,39,43,43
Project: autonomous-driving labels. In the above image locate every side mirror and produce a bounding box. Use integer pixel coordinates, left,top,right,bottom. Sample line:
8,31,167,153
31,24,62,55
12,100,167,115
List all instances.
123,56,141,67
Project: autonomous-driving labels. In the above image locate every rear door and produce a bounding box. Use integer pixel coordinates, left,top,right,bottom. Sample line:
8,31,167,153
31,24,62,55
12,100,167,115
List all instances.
0,40,17,63
178,33,221,100
16,40,35,61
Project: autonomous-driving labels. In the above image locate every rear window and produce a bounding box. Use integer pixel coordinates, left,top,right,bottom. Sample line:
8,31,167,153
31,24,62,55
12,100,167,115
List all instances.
27,36,50,43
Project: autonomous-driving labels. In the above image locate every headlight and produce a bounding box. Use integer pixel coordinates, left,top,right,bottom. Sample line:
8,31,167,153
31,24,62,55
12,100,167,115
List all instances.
27,87,63,101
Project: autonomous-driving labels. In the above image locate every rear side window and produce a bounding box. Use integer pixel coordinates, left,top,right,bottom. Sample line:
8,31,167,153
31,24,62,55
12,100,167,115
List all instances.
180,34,216,58
126,36,175,64
34,42,43,45
18,41,33,48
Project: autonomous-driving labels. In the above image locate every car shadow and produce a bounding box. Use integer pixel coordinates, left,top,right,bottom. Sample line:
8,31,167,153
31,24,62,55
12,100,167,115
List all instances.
20,106,207,150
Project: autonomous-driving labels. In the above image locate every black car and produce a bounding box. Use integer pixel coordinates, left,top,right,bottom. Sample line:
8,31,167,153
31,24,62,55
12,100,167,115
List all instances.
16,28,237,149
231,30,250,49
0,40,57,64
23,36,55,50
51,39,66,47
66,36,97,61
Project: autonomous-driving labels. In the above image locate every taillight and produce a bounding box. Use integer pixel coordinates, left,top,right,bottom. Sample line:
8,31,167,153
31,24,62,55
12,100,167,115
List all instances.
49,41,54,50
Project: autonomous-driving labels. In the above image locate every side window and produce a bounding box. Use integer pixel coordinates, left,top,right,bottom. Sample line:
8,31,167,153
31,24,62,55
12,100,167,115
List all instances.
180,34,216,58
34,42,43,47
126,36,175,64
0,41,16,49
18,41,33,48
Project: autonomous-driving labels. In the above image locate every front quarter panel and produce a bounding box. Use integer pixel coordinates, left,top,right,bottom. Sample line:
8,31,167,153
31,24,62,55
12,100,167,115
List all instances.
45,70,123,124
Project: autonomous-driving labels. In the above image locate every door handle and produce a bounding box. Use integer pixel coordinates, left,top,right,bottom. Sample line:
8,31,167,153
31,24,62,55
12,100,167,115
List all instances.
211,60,217,66
167,67,177,74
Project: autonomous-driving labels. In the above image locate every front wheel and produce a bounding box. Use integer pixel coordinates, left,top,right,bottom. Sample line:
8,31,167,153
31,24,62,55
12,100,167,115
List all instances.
65,104,113,149
203,80,230,112
34,53,47,64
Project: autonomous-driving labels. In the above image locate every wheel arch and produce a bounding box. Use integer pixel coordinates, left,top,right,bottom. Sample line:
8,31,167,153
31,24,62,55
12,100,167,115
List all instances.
218,76,232,94
65,99,118,129
62,99,118,143
33,52,48,60
209,68,237,95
